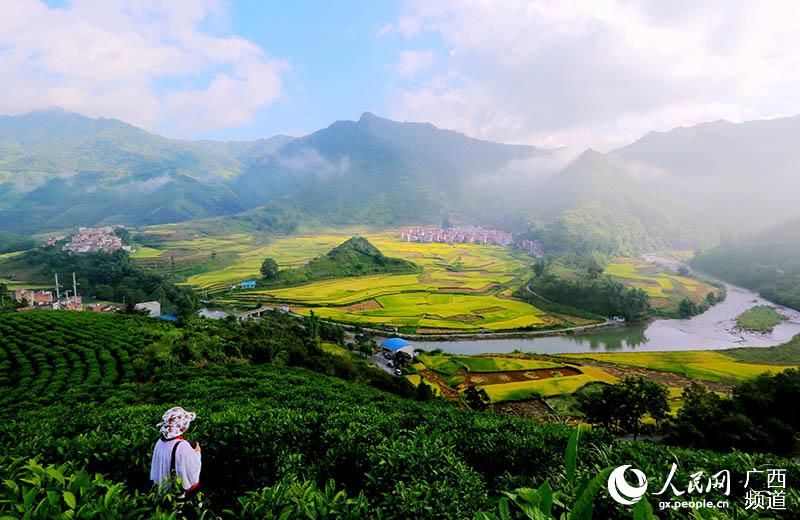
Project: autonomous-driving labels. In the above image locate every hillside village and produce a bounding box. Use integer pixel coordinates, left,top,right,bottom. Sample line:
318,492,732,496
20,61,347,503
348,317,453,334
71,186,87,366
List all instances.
400,226,544,257
5,226,142,314
60,226,132,253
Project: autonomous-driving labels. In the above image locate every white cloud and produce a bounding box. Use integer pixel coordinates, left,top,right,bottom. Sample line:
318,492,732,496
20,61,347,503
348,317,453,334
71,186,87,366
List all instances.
0,0,289,137
394,50,435,77
383,0,800,151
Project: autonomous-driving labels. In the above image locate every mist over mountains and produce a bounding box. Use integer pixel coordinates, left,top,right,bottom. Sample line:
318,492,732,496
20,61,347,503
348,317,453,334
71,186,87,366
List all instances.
1,108,798,254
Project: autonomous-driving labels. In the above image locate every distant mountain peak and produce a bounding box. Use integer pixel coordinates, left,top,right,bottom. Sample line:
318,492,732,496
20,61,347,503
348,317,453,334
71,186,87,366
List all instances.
358,111,382,122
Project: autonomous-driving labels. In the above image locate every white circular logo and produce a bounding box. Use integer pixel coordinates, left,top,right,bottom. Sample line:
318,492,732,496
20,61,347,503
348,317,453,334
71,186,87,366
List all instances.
607,465,648,505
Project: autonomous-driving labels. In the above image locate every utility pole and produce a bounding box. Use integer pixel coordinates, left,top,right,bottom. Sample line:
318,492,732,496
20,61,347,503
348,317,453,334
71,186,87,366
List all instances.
72,272,78,303
54,273,61,300
170,255,175,279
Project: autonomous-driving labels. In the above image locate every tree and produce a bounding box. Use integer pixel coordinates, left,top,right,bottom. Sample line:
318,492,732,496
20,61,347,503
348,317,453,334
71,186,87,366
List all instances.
175,292,200,321
416,380,434,402
114,227,131,244
463,385,491,411
677,265,690,276
577,377,669,438
260,258,279,279
532,258,547,277
678,298,697,318
304,310,321,347
620,287,652,322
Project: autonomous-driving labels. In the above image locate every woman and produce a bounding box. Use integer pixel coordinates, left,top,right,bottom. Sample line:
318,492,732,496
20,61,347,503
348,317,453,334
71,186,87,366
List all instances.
150,406,202,497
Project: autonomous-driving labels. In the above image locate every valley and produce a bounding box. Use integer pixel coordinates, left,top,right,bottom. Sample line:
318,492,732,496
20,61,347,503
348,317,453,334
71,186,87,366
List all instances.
5,5,800,517
129,226,590,333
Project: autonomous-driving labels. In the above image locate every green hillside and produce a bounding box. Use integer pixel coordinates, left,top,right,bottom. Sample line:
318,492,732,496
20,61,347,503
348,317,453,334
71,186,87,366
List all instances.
0,109,254,233
526,150,705,256
0,109,546,234
692,218,800,310
262,235,421,287
610,115,800,232
233,112,544,226
1,311,797,518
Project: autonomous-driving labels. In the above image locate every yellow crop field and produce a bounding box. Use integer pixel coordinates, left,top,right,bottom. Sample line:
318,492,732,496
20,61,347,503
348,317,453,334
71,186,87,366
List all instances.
130,246,164,259
301,292,547,330
481,374,599,401
134,226,587,332
564,350,795,382
604,258,717,308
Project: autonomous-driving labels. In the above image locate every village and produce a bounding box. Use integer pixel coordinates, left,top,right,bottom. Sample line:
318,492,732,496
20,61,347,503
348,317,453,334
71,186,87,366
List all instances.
400,225,544,257
46,225,133,254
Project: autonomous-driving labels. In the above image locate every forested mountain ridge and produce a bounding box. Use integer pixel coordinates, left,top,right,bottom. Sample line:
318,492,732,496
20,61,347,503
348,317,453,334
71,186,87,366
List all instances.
523,150,709,256
3,108,800,258
232,112,545,226
608,115,800,232
692,218,800,310
0,109,545,233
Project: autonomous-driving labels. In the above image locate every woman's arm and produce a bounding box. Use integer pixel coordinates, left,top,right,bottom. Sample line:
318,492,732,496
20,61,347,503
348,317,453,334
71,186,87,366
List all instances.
176,441,202,491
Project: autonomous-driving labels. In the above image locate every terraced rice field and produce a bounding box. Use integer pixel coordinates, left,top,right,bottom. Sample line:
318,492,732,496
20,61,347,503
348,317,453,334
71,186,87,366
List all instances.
562,350,796,383
415,353,619,402
604,258,717,309
139,227,566,332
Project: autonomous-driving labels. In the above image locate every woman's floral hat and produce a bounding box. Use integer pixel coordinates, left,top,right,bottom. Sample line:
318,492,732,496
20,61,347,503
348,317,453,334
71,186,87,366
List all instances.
157,406,196,439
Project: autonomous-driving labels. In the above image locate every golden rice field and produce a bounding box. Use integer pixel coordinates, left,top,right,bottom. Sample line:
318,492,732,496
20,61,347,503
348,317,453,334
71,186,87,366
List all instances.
415,353,620,402
131,227,573,332
604,258,717,309
562,350,796,383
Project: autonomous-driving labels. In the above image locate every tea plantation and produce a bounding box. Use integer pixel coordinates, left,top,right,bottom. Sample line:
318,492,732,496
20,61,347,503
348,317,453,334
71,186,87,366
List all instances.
1,311,798,518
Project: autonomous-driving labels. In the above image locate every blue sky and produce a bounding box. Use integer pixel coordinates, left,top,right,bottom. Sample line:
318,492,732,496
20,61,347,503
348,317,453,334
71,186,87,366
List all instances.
219,1,427,139
5,1,800,150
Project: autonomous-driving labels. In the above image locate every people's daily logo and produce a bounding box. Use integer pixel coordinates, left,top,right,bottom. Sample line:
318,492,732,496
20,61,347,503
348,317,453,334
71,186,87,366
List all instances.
608,465,648,505
605,463,787,511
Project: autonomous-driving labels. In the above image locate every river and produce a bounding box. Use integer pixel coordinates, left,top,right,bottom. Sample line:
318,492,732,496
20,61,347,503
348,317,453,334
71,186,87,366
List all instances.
414,258,800,355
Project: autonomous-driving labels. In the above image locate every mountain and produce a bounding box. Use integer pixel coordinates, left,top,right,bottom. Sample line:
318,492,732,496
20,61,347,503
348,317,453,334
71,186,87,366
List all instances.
0,109,544,234
0,108,266,233
692,218,800,310
609,115,800,232
263,235,420,287
525,150,708,255
233,112,545,226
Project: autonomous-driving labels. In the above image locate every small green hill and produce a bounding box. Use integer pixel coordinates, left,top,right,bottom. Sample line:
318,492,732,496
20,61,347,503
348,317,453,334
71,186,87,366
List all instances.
263,236,420,287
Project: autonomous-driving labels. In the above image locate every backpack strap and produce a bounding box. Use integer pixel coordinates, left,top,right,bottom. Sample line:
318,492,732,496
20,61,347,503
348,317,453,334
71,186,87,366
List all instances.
170,439,183,477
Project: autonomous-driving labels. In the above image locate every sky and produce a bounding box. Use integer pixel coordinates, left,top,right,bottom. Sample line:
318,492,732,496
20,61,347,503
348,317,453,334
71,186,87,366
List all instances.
2,0,800,151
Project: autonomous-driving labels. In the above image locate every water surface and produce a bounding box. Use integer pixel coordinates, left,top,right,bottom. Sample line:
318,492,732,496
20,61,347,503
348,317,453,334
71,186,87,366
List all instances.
414,275,800,355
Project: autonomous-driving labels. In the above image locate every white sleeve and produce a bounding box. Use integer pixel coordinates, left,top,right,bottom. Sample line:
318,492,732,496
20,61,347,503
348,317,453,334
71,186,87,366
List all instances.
175,441,202,491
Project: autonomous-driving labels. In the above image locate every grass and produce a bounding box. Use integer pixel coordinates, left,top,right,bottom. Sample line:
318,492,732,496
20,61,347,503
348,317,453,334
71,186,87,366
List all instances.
735,305,784,332
481,374,599,401
452,356,561,372
417,353,563,374
129,246,164,259
725,334,800,364
563,350,796,383
604,258,718,312
417,353,463,376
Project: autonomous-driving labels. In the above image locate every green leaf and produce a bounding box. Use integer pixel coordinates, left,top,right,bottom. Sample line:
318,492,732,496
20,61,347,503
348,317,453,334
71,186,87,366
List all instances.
633,498,655,520
568,467,612,520
565,427,580,489
498,497,511,520
537,481,553,517
63,490,77,509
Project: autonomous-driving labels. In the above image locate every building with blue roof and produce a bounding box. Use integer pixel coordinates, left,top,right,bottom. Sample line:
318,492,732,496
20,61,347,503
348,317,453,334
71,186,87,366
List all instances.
381,337,416,358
